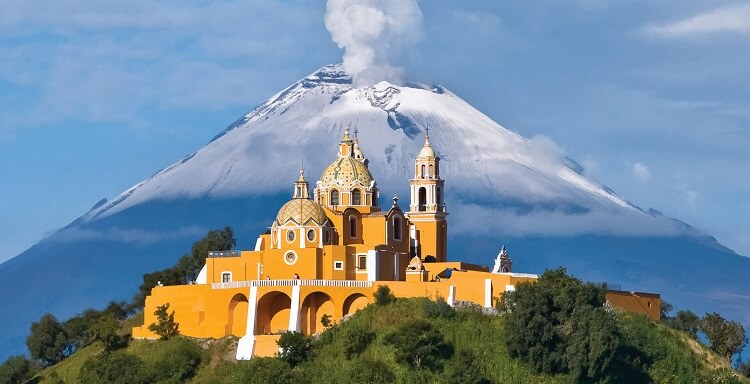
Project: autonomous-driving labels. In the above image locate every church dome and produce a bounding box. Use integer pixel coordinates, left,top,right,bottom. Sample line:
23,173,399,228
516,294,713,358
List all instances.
275,198,328,226
418,145,436,158
319,156,374,189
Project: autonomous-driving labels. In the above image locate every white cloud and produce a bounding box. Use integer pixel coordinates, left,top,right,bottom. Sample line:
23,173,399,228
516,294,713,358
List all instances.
632,162,651,182
642,3,750,38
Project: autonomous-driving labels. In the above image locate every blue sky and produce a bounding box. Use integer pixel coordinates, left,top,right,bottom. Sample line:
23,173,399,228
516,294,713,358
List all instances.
1,0,749,263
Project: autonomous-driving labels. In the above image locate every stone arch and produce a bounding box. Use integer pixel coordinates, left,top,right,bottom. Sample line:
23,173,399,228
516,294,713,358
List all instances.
300,292,335,335
343,293,369,316
255,291,291,335
226,293,249,336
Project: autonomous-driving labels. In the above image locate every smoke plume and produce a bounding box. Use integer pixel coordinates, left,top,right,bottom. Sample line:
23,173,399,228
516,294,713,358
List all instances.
325,0,422,86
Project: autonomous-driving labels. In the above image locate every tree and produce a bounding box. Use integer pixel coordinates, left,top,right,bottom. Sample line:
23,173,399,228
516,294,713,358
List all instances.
0,355,36,384
341,325,375,359
148,303,179,340
701,313,747,363
90,314,124,351
503,267,620,382
229,358,294,384
374,285,395,306
277,331,313,367
320,313,332,328
26,313,68,365
384,319,453,371
444,349,490,384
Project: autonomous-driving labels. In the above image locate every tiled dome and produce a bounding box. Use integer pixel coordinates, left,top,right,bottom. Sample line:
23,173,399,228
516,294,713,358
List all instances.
275,198,328,226
319,157,374,190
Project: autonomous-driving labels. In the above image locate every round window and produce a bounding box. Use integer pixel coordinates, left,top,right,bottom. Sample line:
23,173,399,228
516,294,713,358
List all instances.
284,251,298,265
307,229,315,242
287,230,296,243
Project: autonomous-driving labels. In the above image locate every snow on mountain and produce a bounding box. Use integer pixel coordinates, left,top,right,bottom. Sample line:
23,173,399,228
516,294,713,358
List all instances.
85,64,658,237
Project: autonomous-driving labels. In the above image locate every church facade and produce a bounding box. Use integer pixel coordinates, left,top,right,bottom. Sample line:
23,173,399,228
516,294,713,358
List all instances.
132,128,658,359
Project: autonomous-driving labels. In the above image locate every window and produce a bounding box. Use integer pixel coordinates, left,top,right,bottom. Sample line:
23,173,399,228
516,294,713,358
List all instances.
307,229,315,242
418,187,426,211
393,217,402,240
284,251,298,265
436,187,442,208
421,164,426,178
331,190,339,205
324,230,330,244
352,189,361,205
429,164,434,178
222,272,231,283
358,255,367,269
334,261,344,270
287,230,296,243
349,216,357,238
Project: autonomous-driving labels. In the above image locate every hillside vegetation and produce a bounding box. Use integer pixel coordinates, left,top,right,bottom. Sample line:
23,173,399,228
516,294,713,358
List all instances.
18,296,745,384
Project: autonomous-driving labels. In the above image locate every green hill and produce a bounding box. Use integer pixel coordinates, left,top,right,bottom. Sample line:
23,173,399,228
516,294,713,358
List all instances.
24,297,747,384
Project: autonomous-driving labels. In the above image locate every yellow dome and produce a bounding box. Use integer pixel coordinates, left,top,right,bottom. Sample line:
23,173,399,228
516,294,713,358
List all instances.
319,157,374,189
275,198,328,226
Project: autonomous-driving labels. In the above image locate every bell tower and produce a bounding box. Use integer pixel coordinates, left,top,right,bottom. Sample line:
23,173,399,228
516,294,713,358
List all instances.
407,128,448,262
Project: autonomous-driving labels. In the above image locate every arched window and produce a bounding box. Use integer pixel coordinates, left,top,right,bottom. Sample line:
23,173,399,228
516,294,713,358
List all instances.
436,187,442,209
331,190,339,206
418,187,427,211
349,216,357,238
352,189,361,205
421,164,426,178
324,230,330,244
429,164,434,178
393,217,402,240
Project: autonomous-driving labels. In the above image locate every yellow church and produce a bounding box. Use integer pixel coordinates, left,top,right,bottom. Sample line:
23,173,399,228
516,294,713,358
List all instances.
132,128,659,359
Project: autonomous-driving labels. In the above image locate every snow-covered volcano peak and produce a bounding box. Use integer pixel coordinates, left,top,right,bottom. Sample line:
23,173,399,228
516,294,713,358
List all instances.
84,64,663,237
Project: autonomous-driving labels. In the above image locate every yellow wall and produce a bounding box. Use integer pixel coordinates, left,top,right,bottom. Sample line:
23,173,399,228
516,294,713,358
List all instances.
606,290,661,321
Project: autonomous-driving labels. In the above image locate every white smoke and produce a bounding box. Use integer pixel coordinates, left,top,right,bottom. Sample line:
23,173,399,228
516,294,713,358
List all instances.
325,0,422,86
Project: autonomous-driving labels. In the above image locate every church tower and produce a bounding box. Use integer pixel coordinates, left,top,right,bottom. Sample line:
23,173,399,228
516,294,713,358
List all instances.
407,129,448,262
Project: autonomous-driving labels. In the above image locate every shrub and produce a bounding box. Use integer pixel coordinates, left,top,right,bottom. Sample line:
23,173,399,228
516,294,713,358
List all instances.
78,351,149,384
228,357,294,384
148,303,180,340
373,285,395,306
348,358,395,384
277,331,313,367
341,325,375,359
444,349,490,384
384,319,453,371
90,314,126,351
148,337,203,383
422,297,455,319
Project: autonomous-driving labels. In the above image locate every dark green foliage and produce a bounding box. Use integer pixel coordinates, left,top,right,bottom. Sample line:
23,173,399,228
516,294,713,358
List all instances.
341,325,375,359
321,313,332,328
228,358,294,384
384,319,453,370
373,285,395,306
277,331,313,367
149,337,203,383
443,349,491,384
134,227,235,306
700,312,747,363
664,310,700,338
63,308,103,352
78,351,149,384
504,267,620,382
659,300,673,319
348,358,395,384
422,297,455,319
738,361,750,377
0,355,37,384
565,306,620,382
26,314,68,365
148,303,180,340
90,315,125,351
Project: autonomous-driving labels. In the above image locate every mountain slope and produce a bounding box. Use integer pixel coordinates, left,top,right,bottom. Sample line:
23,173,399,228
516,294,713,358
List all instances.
1,64,748,360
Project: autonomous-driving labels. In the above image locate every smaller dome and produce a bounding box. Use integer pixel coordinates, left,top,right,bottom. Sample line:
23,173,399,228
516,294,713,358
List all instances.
320,157,374,189
276,198,328,226
418,145,436,158
407,256,425,271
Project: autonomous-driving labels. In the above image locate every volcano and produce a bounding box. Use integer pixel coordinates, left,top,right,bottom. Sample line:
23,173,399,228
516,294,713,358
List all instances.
1,64,748,359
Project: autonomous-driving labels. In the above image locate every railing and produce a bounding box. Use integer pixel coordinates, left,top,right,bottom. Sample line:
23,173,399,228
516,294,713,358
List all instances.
207,250,241,258
211,279,373,290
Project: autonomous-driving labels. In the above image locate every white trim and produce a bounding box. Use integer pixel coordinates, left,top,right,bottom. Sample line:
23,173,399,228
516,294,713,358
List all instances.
505,285,516,292
447,285,456,307
393,253,399,281
236,285,258,360
334,261,344,270
366,250,378,282
254,237,263,251
196,265,208,284
288,284,301,332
